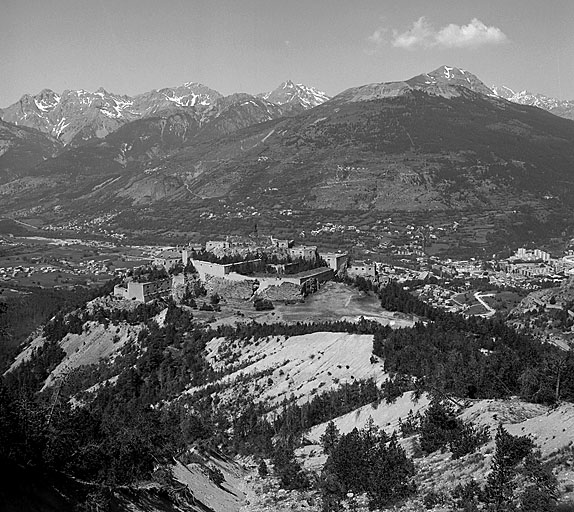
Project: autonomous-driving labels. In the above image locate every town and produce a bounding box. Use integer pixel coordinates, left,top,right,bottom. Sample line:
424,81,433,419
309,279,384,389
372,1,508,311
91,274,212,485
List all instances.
98,232,574,339
3,229,574,306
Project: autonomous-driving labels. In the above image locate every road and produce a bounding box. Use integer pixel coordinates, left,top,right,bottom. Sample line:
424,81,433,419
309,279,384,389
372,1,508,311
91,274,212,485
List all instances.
474,291,496,317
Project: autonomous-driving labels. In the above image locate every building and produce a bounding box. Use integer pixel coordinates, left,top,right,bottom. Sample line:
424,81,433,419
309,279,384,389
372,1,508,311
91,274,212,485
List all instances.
508,262,553,277
289,245,317,260
515,248,551,262
153,250,182,271
347,261,377,279
191,258,262,279
205,240,230,252
270,237,294,249
321,252,349,274
272,267,333,291
291,267,334,286
114,278,171,302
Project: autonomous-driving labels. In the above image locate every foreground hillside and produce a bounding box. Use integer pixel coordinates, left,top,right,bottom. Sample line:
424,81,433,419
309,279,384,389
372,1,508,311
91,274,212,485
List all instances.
2,275,574,510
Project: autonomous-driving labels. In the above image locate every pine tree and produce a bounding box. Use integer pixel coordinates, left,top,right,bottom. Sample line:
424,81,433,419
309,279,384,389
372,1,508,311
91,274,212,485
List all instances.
484,425,534,511
517,451,557,512
257,459,268,478
271,440,309,490
320,421,340,456
418,398,460,454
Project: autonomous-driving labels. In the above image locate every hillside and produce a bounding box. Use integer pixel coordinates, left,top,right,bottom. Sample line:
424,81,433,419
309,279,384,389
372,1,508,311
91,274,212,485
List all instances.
0,119,62,182
3,275,574,510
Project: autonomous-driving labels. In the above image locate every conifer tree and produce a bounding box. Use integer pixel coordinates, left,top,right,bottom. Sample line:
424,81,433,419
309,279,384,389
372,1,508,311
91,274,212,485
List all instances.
320,421,340,456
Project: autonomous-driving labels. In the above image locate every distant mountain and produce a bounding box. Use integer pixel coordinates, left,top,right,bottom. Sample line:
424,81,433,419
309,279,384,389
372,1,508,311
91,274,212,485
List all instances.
0,80,329,147
258,80,330,111
335,65,496,103
408,65,494,96
13,93,289,187
165,66,574,214
0,83,222,147
130,82,223,115
491,85,574,120
198,93,288,138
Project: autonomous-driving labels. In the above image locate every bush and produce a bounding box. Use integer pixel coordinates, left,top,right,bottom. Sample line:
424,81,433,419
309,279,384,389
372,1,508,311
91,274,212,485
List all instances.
450,422,490,459
423,489,448,509
254,298,274,311
207,465,225,486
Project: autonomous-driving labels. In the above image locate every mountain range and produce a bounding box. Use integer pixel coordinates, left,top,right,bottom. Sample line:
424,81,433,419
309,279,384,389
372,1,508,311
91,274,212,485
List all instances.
1,65,574,253
491,85,574,120
2,69,573,150
0,80,329,147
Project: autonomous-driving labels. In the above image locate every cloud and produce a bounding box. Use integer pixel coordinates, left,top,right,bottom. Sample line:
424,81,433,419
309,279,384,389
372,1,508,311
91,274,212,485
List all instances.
435,18,508,48
379,17,508,50
367,27,388,46
391,17,434,49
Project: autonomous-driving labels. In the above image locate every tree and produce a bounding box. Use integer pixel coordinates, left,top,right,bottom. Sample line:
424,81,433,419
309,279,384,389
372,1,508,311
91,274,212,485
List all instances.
271,440,309,490
319,470,344,512
320,421,340,456
257,459,268,478
484,425,534,511
324,420,416,509
450,421,490,460
518,451,558,512
418,399,460,454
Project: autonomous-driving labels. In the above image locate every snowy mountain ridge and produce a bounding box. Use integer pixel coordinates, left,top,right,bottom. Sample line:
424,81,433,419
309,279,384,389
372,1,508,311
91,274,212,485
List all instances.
258,80,330,109
491,84,574,120
0,80,327,146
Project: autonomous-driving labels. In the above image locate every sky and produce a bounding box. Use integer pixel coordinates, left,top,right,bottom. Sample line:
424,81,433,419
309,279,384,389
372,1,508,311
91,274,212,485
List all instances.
1,0,573,106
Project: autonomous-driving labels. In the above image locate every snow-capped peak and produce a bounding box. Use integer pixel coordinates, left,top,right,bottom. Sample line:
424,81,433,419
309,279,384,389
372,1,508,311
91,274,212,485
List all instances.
33,89,61,112
490,85,516,99
259,81,330,109
394,65,495,98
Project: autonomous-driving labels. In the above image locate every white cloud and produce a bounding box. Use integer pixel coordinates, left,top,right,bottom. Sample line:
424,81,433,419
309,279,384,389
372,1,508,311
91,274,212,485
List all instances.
435,18,508,48
391,17,434,49
367,27,388,46
381,17,508,50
